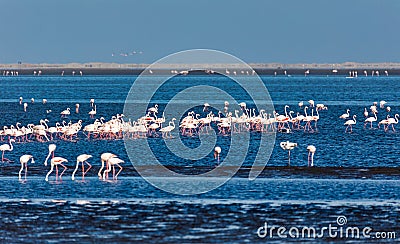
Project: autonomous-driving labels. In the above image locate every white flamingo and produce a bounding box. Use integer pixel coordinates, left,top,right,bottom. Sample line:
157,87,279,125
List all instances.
339,109,350,119
103,157,124,180
307,145,316,167
19,154,34,181
214,146,222,163
159,118,176,138
387,114,399,132
364,113,377,129
44,144,68,181
344,115,357,133
60,108,71,117
280,141,297,166
72,154,93,181
98,153,117,179
89,105,97,118
0,139,15,162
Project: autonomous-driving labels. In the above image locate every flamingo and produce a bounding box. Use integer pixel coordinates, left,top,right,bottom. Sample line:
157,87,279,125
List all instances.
364,113,377,129
307,145,316,167
380,100,386,109
19,97,23,105
280,141,297,166
203,103,210,112
75,103,80,113
102,157,124,180
60,108,71,117
19,154,34,181
214,146,221,164
72,154,93,181
308,100,315,107
23,103,28,112
159,118,176,138
339,109,350,119
0,139,15,162
344,115,357,133
90,99,95,107
98,153,117,179
44,144,68,182
378,115,391,131
89,105,97,118
363,108,368,118
387,114,399,132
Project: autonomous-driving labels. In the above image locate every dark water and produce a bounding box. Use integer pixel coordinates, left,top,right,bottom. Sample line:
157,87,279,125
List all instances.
0,75,399,242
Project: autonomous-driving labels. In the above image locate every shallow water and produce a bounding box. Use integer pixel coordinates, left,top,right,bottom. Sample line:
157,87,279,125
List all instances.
0,75,399,242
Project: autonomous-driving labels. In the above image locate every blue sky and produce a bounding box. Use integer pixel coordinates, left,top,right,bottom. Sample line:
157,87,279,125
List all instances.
0,0,399,64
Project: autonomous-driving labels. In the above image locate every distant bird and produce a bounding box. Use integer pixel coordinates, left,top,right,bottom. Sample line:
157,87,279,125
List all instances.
75,103,80,113
90,99,95,107
19,154,34,181
60,108,71,117
23,103,28,112
298,101,304,108
386,106,391,112
31,98,34,103
203,103,210,112
344,115,357,133
370,105,378,114
308,100,315,107
72,154,92,181
159,118,176,138
307,145,316,167
19,97,23,105
0,139,15,162
339,109,350,119
380,100,386,109
89,105,97,118
280,141,297,166
214,146,222,164
42,99,47,104
364,113,377,129
364,108,368,117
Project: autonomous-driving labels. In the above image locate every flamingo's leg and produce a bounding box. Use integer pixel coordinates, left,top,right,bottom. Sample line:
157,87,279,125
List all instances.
84,161,92,177
19,164,24,180
59,163,67,180
115,164,123,180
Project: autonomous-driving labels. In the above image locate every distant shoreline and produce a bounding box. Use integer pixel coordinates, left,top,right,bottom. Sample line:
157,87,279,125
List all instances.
1,62,400,76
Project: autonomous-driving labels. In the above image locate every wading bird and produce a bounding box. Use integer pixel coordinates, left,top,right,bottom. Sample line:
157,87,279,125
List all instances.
0,139,15,162
307,145,316,167
19,154,34,181
72,154,93,181
280,141,297,166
